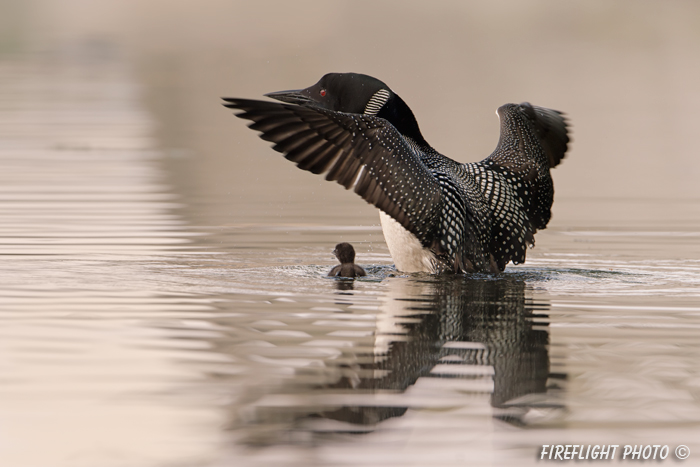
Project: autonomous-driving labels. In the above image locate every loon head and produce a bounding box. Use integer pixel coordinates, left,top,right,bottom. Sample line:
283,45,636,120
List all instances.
266,73,429,147
332,242,356,264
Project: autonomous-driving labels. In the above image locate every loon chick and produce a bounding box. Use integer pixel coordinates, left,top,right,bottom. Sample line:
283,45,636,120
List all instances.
328,242,367,278
223,73,570,273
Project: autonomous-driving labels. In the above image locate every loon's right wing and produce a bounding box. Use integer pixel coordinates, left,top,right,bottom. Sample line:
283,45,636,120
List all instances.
485,102,570,231
466,103,570,270
223,98,444,246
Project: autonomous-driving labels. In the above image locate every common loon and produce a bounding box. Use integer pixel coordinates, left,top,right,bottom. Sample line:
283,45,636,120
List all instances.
328,242,367,278
223,73,570,273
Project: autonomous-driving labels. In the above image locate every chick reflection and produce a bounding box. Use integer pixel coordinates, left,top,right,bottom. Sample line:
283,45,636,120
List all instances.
320,275,551,425
332,278,356,291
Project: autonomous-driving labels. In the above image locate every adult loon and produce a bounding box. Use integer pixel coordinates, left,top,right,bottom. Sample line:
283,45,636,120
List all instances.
328,242,367,278
223,73,570,273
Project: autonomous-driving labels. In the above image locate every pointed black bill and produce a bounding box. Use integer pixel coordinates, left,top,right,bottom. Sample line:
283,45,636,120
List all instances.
264,89,313,105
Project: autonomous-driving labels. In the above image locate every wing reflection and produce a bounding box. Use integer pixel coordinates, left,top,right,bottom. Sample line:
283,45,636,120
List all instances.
320,276,552,425
233,275,562,445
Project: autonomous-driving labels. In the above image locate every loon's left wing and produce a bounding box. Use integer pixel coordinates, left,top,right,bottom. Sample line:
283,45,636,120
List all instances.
223,98,447,248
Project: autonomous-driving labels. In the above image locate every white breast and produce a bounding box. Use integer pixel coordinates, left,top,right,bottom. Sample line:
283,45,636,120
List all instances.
378,211,437,273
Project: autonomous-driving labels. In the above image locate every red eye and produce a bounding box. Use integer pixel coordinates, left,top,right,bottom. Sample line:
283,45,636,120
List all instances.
320,89,326,97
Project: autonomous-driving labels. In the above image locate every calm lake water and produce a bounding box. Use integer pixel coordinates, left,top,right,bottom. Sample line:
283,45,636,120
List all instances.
2,2,700,466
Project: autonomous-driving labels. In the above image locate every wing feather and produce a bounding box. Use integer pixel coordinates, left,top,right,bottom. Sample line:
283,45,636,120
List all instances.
223,98,444,245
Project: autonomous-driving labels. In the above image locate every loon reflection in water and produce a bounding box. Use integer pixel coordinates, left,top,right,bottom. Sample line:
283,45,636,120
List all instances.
232,276,562,445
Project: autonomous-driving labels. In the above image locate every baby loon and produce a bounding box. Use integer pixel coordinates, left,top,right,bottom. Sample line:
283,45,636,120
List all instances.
223,73,570,273
328,242,367,278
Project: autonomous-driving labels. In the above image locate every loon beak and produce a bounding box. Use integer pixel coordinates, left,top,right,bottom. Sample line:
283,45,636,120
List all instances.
265,89,313,105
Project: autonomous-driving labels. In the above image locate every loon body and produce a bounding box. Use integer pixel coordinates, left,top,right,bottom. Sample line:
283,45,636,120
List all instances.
223,73,570,273
328,242,366,278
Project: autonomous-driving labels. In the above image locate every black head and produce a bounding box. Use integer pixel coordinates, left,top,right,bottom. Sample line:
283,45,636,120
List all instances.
266,73,428,147
333,242,356,264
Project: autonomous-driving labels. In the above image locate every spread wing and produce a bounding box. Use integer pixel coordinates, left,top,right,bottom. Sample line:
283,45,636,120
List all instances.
467,103,570,270
223,98,444,244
